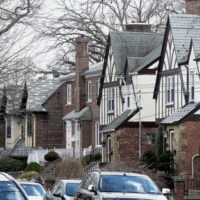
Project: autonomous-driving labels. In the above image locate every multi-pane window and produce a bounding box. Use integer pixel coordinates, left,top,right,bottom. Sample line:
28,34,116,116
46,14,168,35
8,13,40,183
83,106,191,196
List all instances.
95,121,101,146
146,133,156,145
87,80,92,102
166,76,174,105
27,114,33,136
190,71,195,102
6,117,11,138
107,88,114,113
67,84,72,104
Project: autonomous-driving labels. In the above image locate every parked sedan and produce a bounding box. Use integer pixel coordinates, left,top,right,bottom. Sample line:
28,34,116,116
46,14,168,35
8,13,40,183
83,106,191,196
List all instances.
44,179,81,200
20,182,46,200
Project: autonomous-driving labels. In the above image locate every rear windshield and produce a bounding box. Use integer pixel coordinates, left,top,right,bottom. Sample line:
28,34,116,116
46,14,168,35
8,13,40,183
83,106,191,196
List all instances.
21,183,45,196
99,175,161,194
65,183,80,196
0,181,26,200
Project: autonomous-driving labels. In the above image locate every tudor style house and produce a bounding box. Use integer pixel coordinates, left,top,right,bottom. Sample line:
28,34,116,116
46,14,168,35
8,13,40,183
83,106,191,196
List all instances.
154,9,200,175
98,24,163,164
62,36,103,158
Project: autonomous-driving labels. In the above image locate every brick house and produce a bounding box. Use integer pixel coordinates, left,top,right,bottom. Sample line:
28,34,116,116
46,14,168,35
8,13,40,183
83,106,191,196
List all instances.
62,36,103,158
97,25,163,164
153,0,200,176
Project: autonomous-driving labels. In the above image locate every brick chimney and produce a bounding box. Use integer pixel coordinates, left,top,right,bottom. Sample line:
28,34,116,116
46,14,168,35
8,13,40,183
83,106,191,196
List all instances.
125,23,151,32
75,35,89,111
185,0,200,15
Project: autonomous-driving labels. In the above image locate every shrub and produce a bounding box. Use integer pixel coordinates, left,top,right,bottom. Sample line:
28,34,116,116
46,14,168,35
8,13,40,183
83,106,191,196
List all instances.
19,171,38,179
44,151,60,162
0,156,24,172
25,162,42,172
57,157,84,178
157,151,174,174
140,151,157,169
83,153,102,166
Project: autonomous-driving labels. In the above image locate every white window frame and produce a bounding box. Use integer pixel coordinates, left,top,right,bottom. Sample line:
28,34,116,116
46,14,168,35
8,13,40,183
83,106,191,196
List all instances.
66,121,72,148
87,80,92,102
107,87,115,113
95,121,101,146
67,84,72,105
189,70,195,102
166,76,174,105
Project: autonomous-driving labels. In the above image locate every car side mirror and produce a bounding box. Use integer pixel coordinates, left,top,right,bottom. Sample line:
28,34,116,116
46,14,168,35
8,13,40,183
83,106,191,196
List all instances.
162,188,170,195
53,193,62,198
88,184,97,195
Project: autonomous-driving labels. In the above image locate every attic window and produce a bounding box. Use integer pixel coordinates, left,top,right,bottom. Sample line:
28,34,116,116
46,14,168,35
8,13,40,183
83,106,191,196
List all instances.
166,76,174,106
189,71,195,102
107,87,115,113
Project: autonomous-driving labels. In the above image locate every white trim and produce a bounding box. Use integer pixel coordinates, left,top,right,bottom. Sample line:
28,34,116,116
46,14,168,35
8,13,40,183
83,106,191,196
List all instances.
87,80,92,102
67,84,72,105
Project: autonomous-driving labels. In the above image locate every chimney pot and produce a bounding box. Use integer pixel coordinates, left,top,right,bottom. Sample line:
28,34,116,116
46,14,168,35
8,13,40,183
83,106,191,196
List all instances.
125,23,151,32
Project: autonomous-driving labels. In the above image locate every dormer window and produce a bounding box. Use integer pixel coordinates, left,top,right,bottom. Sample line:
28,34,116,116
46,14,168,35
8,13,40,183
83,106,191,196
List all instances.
87,80,92,102
166,76,174,105
189,71,195,102
107,87,114,113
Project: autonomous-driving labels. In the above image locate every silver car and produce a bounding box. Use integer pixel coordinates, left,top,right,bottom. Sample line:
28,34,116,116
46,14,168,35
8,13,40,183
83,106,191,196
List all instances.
75,171,170,200
44,179,82,200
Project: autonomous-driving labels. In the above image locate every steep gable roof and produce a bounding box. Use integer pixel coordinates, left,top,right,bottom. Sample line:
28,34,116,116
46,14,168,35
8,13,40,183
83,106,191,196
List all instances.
127,44,162,74
169,14,200,63
110,31,163,76
98,31,163,105
27,79,63,112
6,85,24,114
154,14,200,99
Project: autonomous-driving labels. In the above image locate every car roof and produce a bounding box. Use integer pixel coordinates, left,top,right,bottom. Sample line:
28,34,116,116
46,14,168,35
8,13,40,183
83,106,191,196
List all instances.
19,182,43,186
0,172,15,181
93,171,149,178
59,179,82,184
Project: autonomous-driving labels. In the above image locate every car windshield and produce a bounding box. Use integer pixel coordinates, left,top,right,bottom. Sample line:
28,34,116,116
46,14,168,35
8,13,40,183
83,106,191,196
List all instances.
65,183,80,196
0,181,26,200
21,183,45,196
99,175,161,194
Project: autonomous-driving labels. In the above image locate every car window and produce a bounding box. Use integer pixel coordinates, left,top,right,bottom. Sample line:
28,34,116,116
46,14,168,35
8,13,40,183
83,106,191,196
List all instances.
55,183,63,194
51,182,60,194
65,183,80,196
21,184,45,196
90,174,99,187
99,175,161,194
0,181,27,200
81,174,94,189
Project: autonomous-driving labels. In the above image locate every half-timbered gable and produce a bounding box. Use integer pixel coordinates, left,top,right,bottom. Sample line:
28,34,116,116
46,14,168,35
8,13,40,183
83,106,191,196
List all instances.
98,29,163,163
154,14,200,123
154,14,200,176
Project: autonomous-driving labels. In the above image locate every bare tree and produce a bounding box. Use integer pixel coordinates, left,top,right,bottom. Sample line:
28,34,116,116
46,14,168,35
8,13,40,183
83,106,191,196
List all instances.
0,0,43,85
38,0,184,68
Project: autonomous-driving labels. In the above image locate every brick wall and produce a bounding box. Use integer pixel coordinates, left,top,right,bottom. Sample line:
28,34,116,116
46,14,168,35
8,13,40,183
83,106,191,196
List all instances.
35,83,65,148
103,122,157,164
0,118,5,147
177,120,200,176
186,0,200,15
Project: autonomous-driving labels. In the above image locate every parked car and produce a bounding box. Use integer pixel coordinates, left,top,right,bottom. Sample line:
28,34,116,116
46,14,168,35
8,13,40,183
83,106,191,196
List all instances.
20,182,46,200
44,179,82,200
75,171,170,200
0,172,29,200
